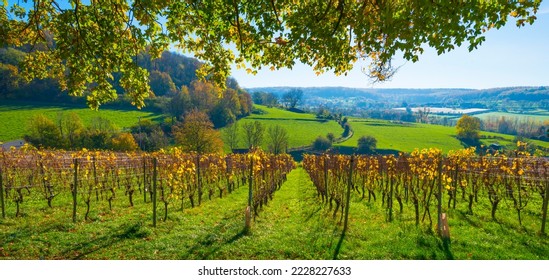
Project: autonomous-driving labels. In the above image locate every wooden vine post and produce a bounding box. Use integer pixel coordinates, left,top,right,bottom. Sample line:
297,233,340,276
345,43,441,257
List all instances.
245,155,253,232
437,156,443,235
143,157,147,203
324,156,329,204
437,156,450,240
226,157,232,193
343,155,354,233
388,167,394,222
197,154,202,206
72,158,78,223
152,157,157,227
0,166,5,219
541,178,549,236
92,156,98,201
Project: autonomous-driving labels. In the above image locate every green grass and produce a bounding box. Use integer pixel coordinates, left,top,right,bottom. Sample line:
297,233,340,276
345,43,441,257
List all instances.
1,167,547,259
222,105,344,151
335,118,548,155
337,119,464,153
480,131,549,151
248,105,317,120
0,101,162,142
474,111,549,122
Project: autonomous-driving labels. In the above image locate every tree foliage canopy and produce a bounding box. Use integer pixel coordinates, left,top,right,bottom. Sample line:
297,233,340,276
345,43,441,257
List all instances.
243,120,265,149
312,135,332,152
282,89,303,109
456,114,481,145
1,0,540,109
173,109,223,154
267,124,289,154
356,135,377,154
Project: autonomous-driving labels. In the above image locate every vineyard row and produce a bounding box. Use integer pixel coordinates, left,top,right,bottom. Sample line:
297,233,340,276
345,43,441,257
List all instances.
0,147,296,227
303,148,549,235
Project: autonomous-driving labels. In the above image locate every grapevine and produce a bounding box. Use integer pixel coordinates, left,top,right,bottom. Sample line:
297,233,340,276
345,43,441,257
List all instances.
304,148,549,234
0,146,296,226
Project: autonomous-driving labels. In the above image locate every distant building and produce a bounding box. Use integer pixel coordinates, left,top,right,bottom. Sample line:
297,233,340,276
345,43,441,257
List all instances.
1,139,26,150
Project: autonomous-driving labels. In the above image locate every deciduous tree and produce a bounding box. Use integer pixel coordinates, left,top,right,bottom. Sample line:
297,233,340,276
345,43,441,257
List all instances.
173,109,223,154
2,1,540,108
62,112,84,148
312,136,332,152
25,114,63,148
267,125,289,154
190,80,220,113
282,89,303,109
243,121,264,149
110,132,138,151
456,114,481,146
356,135,377,154
149,70,176,96
165,86,191,121
224,122,240,151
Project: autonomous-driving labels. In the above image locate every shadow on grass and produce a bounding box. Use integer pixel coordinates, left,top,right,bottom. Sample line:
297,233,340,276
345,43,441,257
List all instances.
441,238,454,260
359,122,416,128
375,149,401,156
0,222,75,248
332,230,346,260
331,146,401,156
183,227,248,260
247,117,328,123
330,146,355,155
289,150,305,162
304,204,323,222
60,221,149,260
455,210,482,228
179,211,248,259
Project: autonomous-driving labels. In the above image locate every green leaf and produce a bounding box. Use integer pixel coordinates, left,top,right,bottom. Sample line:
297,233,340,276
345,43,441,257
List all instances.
3,0,7,7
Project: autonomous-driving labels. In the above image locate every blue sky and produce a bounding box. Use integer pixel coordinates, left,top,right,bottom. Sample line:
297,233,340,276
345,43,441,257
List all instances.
11,1,547,89
230,2,549,89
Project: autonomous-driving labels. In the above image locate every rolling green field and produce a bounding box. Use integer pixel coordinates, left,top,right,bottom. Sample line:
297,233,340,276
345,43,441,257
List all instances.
1,167,547,260
220,106,548,155
474,111,549,122
481,131,548,150
0,101,162,142
340,119,464,153
337,118,548,155
2,101,546,155
222,105,344,151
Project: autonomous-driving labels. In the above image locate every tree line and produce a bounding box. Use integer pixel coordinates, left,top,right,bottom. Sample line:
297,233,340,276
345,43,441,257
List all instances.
251,89,304,110
3,46,256,152
1,47,253,128
25,113,139,151
223,121,289,155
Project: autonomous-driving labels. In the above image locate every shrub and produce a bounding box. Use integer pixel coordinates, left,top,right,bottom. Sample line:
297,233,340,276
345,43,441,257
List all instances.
356,135,377,154
313,136,332,151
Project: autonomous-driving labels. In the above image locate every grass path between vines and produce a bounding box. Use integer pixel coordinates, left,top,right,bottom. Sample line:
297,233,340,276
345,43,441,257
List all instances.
1,167,548,259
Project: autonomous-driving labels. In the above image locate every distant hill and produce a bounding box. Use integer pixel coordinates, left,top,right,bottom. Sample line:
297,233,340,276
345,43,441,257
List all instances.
248,86,549,111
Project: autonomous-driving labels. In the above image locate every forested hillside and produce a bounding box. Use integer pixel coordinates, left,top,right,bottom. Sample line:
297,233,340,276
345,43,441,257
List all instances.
1,47,253,150
1,47,199,102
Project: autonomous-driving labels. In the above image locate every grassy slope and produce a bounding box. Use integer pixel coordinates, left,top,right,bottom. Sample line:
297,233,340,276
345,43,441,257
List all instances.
0,101,161,142
473,111,549,122
3,101,545,154
222,105,344,151
1,167,547,260
341,119,464,153
336,118,548,154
